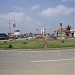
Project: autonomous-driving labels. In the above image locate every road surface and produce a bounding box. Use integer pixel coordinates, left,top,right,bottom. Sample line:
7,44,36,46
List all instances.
0,49,75,75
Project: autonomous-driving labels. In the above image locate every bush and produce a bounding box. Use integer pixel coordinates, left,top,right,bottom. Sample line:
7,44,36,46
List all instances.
9,44,12,48
23,42,27,44
61,40,65,43
4,41,7,43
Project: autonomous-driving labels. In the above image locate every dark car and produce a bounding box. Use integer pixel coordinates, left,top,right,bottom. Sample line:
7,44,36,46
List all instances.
0,33,8,40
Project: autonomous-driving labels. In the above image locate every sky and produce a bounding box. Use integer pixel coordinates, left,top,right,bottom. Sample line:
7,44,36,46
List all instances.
0,0,74,34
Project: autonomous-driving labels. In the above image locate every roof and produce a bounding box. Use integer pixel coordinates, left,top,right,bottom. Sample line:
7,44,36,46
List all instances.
70,29,75,32
57,28,70,33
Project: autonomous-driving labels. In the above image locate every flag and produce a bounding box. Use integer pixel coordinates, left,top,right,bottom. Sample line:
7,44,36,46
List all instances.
13,24,16,27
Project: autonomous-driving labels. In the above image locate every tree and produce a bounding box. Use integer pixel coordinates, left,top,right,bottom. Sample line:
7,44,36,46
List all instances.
66,25,71,31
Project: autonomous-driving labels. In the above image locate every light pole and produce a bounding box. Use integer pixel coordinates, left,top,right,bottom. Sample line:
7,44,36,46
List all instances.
60,23,62,39
60,11,63,40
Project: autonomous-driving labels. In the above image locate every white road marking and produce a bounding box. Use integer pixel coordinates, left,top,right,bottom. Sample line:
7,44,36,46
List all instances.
30,58,75,63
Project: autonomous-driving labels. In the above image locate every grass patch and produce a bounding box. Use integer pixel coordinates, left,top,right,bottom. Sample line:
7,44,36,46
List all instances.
0,39,75,49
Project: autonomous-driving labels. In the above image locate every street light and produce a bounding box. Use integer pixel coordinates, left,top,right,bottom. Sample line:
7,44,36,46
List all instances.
60,11,63,40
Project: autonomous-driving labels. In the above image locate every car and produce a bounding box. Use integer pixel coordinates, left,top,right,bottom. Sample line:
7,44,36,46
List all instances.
0,33,8,40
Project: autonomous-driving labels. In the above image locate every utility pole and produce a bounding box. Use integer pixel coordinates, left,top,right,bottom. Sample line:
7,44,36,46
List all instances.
13,12,16,40
8,20,11,39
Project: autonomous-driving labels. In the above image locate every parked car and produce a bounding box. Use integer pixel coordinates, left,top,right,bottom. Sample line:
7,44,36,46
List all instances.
0,33,8,40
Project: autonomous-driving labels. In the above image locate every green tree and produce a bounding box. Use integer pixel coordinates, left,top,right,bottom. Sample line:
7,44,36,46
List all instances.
66,25,71,31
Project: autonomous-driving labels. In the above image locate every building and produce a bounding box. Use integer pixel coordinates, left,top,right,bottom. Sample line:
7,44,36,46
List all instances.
41,28,45,36
11,30,20,39
70,29,75,38
57,28,70,38
14,30,20,36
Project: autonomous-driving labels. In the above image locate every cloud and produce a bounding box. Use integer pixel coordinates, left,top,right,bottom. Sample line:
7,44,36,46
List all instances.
0,11,40,33
25,16,33,22
40,5,74,17
31,4,40,10
0,11,26,22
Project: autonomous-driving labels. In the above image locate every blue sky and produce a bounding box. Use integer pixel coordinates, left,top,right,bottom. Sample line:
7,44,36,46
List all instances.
0,0,74,34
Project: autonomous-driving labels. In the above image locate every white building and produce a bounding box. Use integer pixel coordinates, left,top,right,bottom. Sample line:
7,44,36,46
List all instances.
41,28,45,36
70,29,75,38
11,30,20,39
14,30,20,35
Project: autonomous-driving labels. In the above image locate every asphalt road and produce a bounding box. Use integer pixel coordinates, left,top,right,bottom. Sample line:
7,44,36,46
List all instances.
0,48,75,75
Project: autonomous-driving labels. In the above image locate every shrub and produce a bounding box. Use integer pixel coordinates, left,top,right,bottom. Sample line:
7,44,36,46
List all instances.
9,44,12,48
23,42,27,44
4,41,7,43
61,40,65,43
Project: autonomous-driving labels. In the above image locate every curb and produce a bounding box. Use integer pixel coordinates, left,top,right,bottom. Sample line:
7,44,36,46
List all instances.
0,47,74,51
